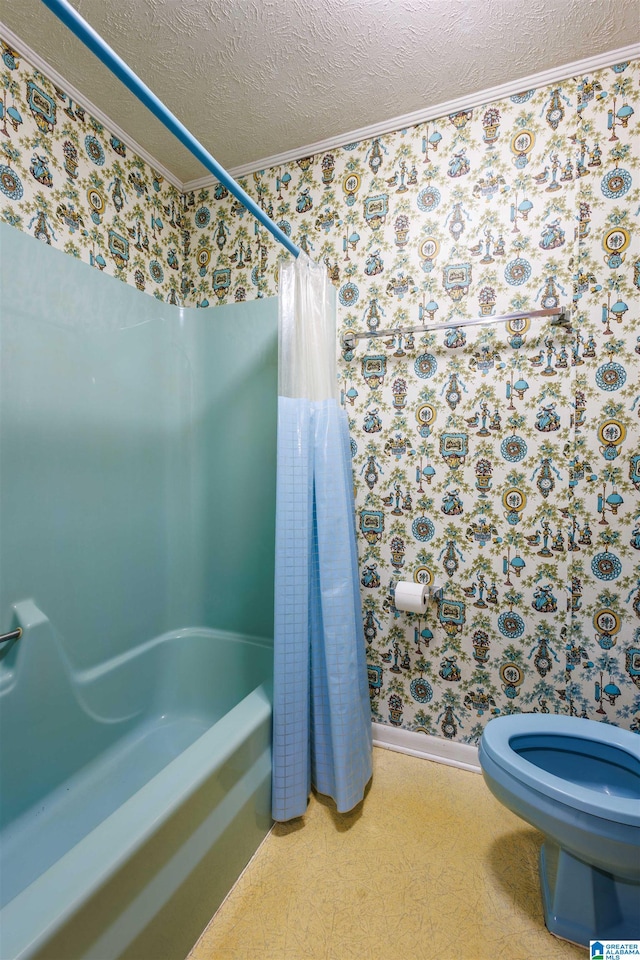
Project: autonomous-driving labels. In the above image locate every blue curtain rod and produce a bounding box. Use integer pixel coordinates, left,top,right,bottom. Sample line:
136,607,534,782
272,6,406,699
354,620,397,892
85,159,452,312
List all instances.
40,0,301,259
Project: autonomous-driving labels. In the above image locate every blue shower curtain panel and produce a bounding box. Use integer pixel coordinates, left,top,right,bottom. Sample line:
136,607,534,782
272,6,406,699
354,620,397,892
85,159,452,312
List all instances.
272,396,373,822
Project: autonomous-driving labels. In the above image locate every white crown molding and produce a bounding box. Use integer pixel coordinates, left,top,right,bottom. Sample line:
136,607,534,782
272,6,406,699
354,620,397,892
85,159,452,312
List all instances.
0,21,183,193
372,722,481,774
183,42,640,191
2,21,639,197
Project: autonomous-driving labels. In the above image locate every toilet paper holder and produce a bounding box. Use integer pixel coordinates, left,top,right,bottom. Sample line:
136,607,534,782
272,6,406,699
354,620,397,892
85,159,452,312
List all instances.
393,580,444,614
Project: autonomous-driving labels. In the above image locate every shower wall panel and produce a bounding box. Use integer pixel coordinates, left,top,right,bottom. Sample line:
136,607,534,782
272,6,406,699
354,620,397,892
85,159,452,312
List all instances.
0,224,277,668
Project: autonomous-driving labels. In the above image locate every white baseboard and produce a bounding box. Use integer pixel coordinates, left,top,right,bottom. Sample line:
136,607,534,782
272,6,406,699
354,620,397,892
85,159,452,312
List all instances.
372,722,480,774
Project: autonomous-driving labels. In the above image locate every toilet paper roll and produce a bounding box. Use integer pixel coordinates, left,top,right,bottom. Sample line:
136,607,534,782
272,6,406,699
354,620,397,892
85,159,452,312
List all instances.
394,581,429,614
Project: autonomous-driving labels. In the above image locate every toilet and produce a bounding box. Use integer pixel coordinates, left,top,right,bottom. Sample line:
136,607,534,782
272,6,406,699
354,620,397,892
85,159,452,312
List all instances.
479,714,640,946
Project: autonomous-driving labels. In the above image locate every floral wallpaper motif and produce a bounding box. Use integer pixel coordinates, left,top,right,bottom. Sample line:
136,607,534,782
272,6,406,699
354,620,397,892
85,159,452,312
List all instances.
2,33,639,741
0,38,187,302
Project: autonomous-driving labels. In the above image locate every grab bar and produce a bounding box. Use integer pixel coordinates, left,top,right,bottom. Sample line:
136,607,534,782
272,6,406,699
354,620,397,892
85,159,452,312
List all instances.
0,628,22,644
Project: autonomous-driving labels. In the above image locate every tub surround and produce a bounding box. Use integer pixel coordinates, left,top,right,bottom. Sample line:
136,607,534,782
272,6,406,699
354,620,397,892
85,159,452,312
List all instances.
0,221,278,960
1,222,278,660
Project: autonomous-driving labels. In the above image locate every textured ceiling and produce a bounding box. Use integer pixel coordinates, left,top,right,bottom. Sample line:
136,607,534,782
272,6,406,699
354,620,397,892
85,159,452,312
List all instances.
3,0,639,183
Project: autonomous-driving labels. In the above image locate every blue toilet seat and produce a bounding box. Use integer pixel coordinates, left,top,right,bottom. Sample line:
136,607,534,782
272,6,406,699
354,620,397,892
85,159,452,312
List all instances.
480,714,640,826
480,714,640,946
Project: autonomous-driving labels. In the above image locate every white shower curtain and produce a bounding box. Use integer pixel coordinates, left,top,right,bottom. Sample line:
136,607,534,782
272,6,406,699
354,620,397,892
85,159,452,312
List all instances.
272,254,372,822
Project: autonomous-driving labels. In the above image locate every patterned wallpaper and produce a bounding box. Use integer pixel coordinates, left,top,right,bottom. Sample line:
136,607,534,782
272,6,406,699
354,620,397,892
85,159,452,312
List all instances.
2,34,639,740
0,38,187,301
163,61,640,742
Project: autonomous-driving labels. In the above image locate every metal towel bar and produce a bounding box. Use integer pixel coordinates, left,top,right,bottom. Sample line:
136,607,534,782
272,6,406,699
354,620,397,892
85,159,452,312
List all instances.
342,305,573,350
0,628,22,644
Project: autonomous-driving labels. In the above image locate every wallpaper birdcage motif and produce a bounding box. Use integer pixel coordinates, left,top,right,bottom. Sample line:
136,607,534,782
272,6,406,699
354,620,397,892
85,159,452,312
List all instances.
2,33,639,742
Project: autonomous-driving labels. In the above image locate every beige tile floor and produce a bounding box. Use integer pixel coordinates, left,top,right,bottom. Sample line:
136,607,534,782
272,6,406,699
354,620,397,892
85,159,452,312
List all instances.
187,747,587,960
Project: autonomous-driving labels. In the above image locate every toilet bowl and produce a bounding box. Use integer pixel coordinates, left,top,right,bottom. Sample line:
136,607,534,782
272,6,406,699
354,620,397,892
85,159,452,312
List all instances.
479,714,640,946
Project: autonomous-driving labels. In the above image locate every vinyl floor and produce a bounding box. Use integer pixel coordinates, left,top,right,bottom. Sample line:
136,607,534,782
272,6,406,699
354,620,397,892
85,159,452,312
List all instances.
187,746,587,960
